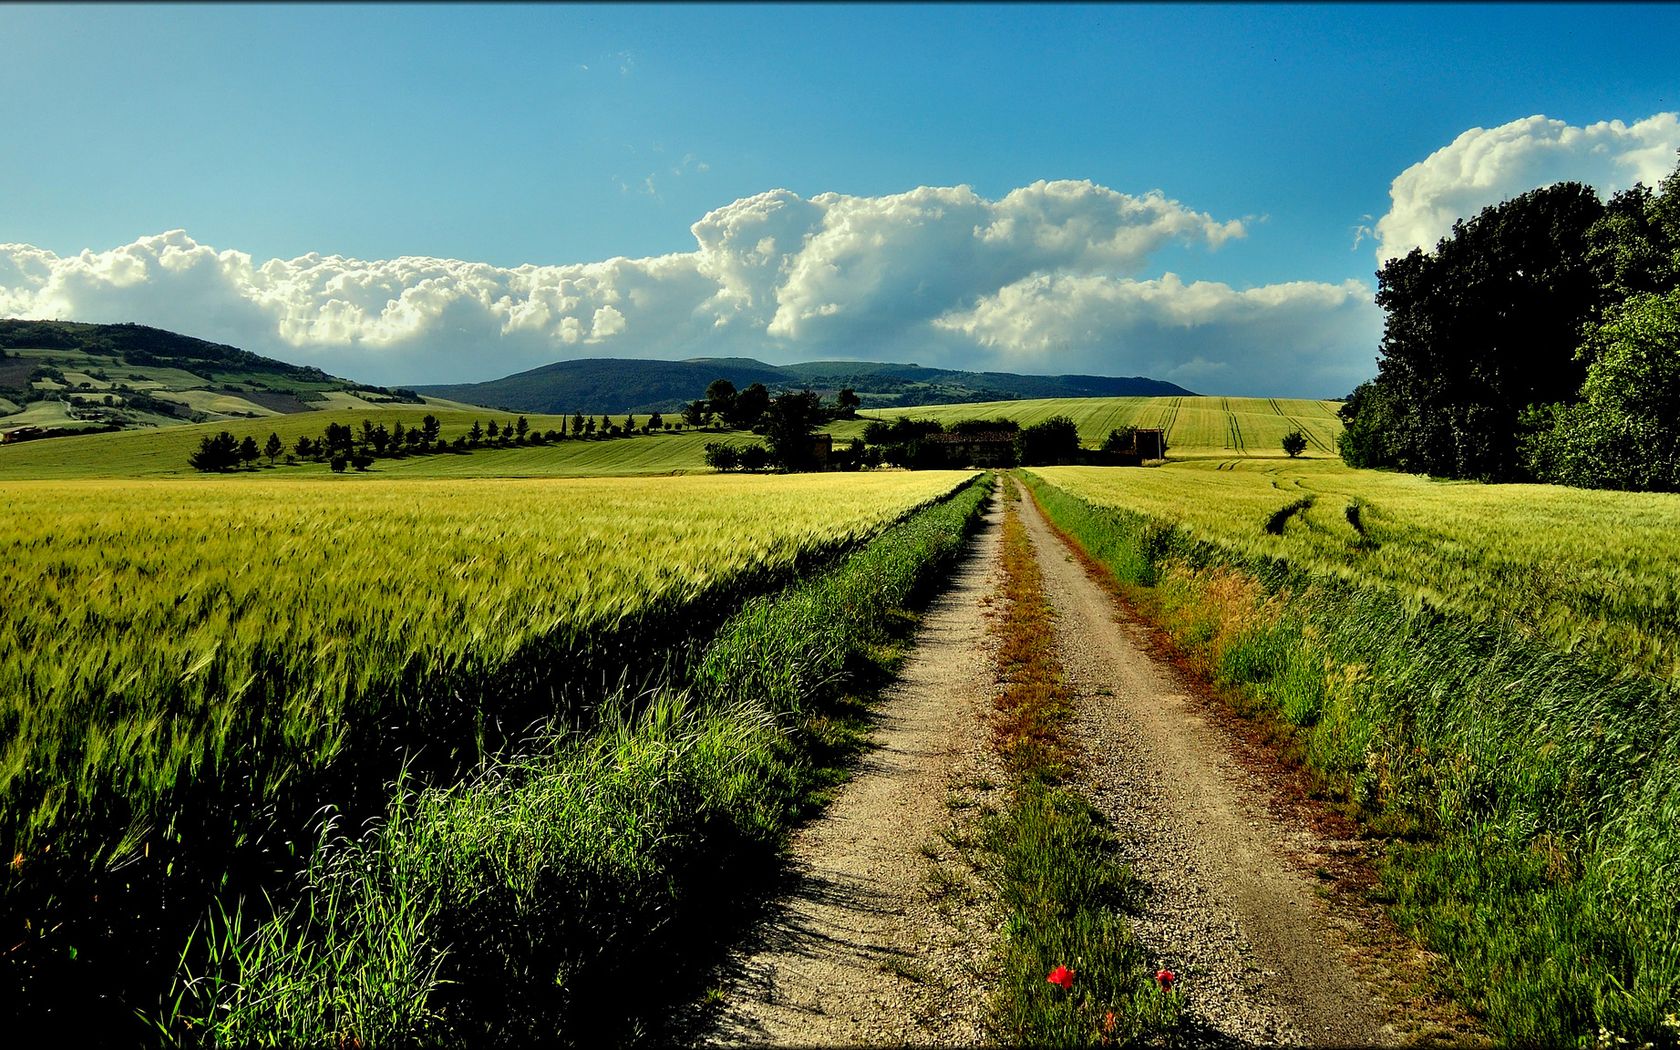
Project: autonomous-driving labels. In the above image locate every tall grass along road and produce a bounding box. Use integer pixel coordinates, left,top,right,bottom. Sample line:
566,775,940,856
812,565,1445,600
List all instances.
160,474,993,1045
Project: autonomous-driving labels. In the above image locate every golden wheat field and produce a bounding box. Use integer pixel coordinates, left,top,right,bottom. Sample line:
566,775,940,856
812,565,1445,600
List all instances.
0,470,977,847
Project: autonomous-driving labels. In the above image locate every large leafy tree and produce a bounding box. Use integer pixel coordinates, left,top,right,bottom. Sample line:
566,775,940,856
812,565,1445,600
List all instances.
1525,289,1680,491
762,389,825,471
733,382,771,428
705,378,737,422
1345,157,1680,484
1350,181,1606,480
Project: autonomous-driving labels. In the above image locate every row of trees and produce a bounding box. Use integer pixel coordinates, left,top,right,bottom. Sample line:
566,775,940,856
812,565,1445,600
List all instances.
187,408,689,473
1340,155,1680,490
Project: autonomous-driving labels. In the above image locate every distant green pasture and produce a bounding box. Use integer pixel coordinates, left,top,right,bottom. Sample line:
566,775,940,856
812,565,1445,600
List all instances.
0,407,868,479
862,394,1343,457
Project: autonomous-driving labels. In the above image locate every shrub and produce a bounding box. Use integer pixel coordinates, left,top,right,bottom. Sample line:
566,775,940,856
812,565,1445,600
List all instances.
703,442,740,472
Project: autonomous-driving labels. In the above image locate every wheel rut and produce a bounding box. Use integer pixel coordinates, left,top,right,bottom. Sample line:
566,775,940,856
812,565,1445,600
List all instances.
701,492,1006,1047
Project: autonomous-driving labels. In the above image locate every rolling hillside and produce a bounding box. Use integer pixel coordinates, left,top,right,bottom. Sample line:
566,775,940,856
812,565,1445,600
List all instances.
415,356,1196,414
0,320,456,440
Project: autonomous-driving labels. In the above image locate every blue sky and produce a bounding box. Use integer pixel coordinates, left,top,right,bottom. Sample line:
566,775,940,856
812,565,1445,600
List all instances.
3,4,1678,394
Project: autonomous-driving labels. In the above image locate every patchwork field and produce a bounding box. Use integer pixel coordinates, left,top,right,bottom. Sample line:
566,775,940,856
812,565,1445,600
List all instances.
0,341,442,437
863,394,1344,456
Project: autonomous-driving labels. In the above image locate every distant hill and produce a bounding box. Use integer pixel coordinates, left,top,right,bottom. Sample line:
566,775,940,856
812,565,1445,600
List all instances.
415,356,1196,414
0,320,437,439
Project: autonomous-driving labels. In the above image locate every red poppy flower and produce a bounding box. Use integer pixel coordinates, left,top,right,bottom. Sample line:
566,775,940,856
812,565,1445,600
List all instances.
1047,965,1075,990
1155,969,1176,990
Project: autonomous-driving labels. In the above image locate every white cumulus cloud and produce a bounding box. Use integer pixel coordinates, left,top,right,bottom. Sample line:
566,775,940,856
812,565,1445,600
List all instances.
934,274,1382,397
1,179,1374,395
1374,112,1680,263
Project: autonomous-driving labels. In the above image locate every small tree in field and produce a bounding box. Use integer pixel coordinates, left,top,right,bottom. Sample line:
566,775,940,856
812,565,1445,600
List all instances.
1282,430,1307,458
263,432,283,465
238,435,261,470
835,387,861,418
189,431,240,472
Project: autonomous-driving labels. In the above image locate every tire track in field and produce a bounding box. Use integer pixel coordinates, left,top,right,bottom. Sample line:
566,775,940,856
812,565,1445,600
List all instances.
1298,420,1335,455
1012,478,1436,1046
701,495,1006,1047
1270,399,1335,456
1162,396,1182,448
1223,397,1246,454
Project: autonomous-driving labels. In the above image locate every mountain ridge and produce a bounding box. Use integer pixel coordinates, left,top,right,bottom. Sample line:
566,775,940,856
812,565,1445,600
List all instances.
416,356,1197,414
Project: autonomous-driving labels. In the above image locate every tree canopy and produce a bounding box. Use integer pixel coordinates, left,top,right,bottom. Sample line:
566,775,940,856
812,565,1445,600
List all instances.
1523,289,1680,492
1341,157,1680,487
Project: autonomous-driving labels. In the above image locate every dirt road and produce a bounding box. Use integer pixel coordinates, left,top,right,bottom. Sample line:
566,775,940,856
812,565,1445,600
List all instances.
706,481,1453,1046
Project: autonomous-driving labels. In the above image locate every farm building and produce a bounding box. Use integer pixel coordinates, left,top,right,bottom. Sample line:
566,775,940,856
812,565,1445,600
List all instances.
0,426,46,445
1090,427,1168,466
808,432,833,468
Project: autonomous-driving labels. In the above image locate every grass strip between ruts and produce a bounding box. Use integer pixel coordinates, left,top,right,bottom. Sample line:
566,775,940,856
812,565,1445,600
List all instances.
981,481,1180,1046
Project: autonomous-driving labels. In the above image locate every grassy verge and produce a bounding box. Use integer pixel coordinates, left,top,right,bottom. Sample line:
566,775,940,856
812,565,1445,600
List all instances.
159,475,994,1046
1021,471,1680,1047
981,482,1179,1046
